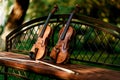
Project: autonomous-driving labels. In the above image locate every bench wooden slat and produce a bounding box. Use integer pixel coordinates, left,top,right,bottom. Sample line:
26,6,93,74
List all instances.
0,52,120,80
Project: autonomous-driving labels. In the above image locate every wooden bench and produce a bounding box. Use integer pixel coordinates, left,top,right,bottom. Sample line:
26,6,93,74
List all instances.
0,52,120,80
0,14,120,80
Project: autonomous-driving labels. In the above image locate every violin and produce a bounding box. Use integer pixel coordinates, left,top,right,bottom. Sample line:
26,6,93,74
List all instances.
50,4,80,64
29,5,58,60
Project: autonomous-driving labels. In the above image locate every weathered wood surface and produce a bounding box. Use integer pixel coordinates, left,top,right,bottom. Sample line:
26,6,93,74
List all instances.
0,51,120,80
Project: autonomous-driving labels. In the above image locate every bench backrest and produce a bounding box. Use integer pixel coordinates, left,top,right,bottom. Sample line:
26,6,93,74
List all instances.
6,14,120,68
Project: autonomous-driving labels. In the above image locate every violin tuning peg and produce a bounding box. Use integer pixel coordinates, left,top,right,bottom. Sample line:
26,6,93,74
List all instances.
54,4,58,9
74,4,80,13
76,4,80,9
51,4,58,13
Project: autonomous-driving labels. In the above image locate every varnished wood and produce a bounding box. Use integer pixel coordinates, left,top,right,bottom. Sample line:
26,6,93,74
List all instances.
0,52,120,80
50,5,79,64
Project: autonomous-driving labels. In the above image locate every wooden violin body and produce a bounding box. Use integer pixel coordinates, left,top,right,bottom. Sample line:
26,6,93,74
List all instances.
50,4,79,64
50,26,75,63
29,5,58,60
30,25,52,60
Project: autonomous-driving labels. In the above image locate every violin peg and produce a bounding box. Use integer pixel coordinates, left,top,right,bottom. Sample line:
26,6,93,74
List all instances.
76,4,80,7
51,4,58,13
74,4,80,13
54,4,58,9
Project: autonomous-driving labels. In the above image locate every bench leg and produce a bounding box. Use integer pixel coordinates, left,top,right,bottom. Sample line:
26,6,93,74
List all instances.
4,66,8,80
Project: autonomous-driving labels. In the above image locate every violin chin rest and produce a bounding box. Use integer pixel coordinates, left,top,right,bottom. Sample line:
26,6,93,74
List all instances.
29,52,36,60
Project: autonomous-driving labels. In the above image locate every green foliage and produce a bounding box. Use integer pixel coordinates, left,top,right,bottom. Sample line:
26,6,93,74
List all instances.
26,0,120,25
5,0,120,25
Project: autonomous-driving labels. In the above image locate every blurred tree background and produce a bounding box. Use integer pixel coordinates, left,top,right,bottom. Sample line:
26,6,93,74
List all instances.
27,0,120,26
3,0,120,25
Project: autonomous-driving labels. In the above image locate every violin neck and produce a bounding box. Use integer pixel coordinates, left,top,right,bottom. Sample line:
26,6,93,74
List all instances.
39,13,52,38
60,4,79,40
39,5,58,38
60,12,74,40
